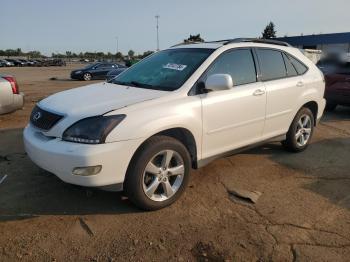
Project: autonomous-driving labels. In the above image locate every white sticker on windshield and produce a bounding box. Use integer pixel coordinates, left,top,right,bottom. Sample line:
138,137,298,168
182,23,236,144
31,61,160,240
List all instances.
163,63,187,71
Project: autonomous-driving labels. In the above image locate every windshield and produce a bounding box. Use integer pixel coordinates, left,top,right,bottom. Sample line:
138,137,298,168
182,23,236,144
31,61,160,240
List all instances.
110,48,214,91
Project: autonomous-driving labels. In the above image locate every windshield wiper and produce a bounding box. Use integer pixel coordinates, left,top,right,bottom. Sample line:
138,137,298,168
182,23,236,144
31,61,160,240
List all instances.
130,81,154,88
111,80,129,86
111,80,153,89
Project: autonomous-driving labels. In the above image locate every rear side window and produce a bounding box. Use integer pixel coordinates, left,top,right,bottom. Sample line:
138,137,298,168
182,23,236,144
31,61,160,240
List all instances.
287,54,308,75
282,53,298,77
100,64,113,69
204,49,257,86
256,49,287,81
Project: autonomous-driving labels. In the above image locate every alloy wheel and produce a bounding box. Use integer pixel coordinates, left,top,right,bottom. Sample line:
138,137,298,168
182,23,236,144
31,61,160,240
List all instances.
83,73,91,81
295,114,312,147
142,150,185,202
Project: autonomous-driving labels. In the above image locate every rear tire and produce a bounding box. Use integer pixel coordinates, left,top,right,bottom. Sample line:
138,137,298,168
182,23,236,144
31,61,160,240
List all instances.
282,107,315,152
124,136,191,211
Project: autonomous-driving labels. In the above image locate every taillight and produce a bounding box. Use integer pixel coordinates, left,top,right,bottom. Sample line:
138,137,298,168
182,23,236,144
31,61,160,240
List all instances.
3,76,19,94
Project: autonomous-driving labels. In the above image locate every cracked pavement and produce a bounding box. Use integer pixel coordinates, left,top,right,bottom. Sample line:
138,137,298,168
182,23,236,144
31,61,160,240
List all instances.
0,65,349,261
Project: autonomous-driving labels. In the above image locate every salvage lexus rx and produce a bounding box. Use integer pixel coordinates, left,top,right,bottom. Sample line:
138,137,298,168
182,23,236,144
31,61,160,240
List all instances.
24,39,326,210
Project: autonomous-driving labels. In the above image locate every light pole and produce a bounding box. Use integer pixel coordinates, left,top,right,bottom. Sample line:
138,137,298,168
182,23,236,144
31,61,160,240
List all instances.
155,15,160,51
115,36,120,61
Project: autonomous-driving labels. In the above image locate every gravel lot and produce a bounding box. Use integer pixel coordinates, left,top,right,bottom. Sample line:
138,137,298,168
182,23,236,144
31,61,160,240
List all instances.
0,65,349,261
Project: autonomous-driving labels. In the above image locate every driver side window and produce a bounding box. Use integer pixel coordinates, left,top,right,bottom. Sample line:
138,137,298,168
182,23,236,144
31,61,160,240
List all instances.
203,49,257,86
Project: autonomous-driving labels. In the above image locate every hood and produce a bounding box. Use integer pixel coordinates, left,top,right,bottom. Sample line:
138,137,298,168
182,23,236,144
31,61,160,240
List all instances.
38,82,167,118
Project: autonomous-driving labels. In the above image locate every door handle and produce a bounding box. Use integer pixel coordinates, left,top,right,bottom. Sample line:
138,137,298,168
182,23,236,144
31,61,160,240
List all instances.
253,89,265,96
296,81,304,87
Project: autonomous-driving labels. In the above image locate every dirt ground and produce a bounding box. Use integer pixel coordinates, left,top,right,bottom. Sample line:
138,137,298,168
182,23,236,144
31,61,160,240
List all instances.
0,65,350,261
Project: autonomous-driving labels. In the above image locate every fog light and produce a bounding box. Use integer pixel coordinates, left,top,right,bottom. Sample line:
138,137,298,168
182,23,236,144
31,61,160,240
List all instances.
72,165,102,176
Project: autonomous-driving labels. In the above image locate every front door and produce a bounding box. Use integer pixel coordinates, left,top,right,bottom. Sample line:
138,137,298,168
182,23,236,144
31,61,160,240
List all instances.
200,48,266,159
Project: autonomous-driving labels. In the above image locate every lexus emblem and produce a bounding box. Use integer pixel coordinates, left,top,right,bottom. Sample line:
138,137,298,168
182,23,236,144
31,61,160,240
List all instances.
33,112,42,121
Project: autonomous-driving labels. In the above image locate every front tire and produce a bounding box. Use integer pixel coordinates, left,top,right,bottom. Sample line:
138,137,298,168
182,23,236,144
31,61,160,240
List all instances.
124,136,191,210
282,107,315,152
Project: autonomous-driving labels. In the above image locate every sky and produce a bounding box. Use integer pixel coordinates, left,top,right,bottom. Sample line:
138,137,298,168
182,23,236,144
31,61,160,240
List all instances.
1,0,350,56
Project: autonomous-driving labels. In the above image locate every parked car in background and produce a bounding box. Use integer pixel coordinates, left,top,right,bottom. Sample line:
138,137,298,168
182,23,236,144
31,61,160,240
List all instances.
5,59,25,67
18,59,30,66
106,67,127,81
318,60,350,111
71,62,126,81
27,60,37,66
0,59,14,67
24,39,325,210
0,60,7,67
33,59,45,67
0,75,24,114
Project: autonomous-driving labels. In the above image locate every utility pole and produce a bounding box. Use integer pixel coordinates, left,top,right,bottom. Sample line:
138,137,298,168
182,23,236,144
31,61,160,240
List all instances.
155,15,160,51
115,36,119,61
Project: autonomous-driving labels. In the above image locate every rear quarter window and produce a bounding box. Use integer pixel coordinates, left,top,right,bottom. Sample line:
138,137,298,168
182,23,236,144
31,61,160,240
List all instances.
286,54,308,75
282,53,298,77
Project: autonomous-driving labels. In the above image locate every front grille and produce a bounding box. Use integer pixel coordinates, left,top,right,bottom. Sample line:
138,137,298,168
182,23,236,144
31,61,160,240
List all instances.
30,106,64,131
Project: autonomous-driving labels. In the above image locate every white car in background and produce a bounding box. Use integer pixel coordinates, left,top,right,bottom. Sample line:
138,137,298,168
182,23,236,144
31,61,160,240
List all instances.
0,75,24,114
24,39,326,210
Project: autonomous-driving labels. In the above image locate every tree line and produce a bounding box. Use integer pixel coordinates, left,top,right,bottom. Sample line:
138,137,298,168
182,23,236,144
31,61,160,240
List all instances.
0,48,154,60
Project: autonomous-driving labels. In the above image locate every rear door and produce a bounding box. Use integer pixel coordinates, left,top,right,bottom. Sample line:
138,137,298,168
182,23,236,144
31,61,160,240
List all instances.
256,48,307,138
92,64,116,79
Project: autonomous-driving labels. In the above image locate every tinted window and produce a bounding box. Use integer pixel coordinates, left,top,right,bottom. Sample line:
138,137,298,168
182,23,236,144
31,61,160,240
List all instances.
204,49,257,86
282,53,298,77
257,49,287,81
98,63,113,68
287,54,308,75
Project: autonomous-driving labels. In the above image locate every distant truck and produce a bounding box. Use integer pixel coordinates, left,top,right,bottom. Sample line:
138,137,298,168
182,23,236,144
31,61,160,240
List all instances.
301,49,323,64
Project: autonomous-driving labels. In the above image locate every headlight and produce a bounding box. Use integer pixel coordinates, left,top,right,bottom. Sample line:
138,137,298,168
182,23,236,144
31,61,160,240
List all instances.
75,70,82,74
62,115,126,144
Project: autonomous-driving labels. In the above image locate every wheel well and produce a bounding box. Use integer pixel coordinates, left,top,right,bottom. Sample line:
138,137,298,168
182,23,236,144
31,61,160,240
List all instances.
154,128,198,169
302,101,318,125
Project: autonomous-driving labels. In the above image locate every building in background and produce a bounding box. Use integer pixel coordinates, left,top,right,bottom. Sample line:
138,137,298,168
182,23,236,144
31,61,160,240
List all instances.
277,32,350,54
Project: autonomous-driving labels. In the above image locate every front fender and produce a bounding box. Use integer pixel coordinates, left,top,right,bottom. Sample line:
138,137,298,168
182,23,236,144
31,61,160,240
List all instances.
104,96,203,158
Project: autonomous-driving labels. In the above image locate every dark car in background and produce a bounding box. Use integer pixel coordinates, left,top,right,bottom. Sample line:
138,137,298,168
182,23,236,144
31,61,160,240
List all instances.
71,62,127,81
318,58,350,111
0,60,14,67
105,67,127,81
18,59,31,66
5,59,25,67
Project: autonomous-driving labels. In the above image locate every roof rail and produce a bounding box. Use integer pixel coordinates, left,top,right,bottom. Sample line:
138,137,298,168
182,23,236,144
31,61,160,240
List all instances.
223,38,291,47
170,40,205,47
170,38,291,48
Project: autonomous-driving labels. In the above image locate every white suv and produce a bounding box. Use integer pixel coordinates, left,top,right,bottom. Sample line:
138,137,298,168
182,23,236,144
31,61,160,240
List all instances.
24,39,326,210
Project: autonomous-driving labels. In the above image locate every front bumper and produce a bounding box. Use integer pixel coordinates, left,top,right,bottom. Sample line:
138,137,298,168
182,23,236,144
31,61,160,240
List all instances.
70,72,84,80
23,125,142,188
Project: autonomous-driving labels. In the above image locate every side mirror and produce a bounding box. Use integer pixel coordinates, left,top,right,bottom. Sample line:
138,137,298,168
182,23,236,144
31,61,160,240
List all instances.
205,74,233,92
